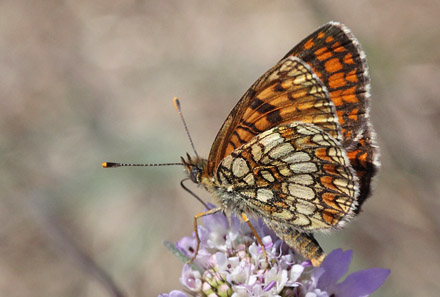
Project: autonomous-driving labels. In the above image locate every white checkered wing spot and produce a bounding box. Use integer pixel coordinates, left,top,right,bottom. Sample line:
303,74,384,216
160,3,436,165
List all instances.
214,122,359,231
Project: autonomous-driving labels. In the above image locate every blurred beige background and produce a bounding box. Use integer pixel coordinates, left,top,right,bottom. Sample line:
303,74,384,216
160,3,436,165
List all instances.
1,0,439,296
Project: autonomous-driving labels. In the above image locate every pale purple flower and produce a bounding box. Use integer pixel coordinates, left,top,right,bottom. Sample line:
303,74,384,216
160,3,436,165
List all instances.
160,204,390,297
180,264,202,293
158,290,189,297
299,249,390,297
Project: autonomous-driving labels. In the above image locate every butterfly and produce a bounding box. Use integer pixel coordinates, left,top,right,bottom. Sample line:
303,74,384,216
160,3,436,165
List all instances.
180,21,379,267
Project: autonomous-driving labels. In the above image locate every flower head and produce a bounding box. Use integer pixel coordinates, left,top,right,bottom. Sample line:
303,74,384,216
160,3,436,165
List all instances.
161,204,389,297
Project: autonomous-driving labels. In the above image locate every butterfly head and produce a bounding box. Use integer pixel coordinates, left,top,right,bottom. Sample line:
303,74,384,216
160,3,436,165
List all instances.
181,153,207,184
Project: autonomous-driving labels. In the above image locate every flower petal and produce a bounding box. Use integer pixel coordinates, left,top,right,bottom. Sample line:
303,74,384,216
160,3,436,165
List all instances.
176,236,197,257
264,280,276,292
305,289,330,297
289,264,304,282
317,249,352,289
333,268,390,297
180,264,202,292
158,290,189,297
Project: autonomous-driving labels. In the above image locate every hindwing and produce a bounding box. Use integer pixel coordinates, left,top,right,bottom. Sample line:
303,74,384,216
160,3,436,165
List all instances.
214,122,358,231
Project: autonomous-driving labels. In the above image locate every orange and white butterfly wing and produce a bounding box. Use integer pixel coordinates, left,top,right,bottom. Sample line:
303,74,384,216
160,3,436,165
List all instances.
284,22,379,208
284,22,370,146
206,22,378,210
190,22,378,266
214,122,358,232
205,56,342,178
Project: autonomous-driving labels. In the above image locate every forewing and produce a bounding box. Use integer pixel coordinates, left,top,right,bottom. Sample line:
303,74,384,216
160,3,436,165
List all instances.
215,122,358,232
284,22,379,207
205,56,341,177
284,22,370,147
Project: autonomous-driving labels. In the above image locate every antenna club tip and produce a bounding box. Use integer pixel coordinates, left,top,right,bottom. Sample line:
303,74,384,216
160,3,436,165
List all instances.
173,97,180,110
102,162,119,168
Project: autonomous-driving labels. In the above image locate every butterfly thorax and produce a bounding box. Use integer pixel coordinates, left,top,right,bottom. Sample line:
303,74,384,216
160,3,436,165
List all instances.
181,153,247,213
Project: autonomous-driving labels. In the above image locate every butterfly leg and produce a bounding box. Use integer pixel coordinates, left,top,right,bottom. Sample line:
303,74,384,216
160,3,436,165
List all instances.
187,207,223,264
241,213,269,268
269,223,326,266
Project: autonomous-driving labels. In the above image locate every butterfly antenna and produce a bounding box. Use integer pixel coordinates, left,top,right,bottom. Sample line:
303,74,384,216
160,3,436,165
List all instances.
102,162,182,168
173,97,200,160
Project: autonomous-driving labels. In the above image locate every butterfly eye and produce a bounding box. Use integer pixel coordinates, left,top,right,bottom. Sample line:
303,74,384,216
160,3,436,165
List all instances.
190,166,200,183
